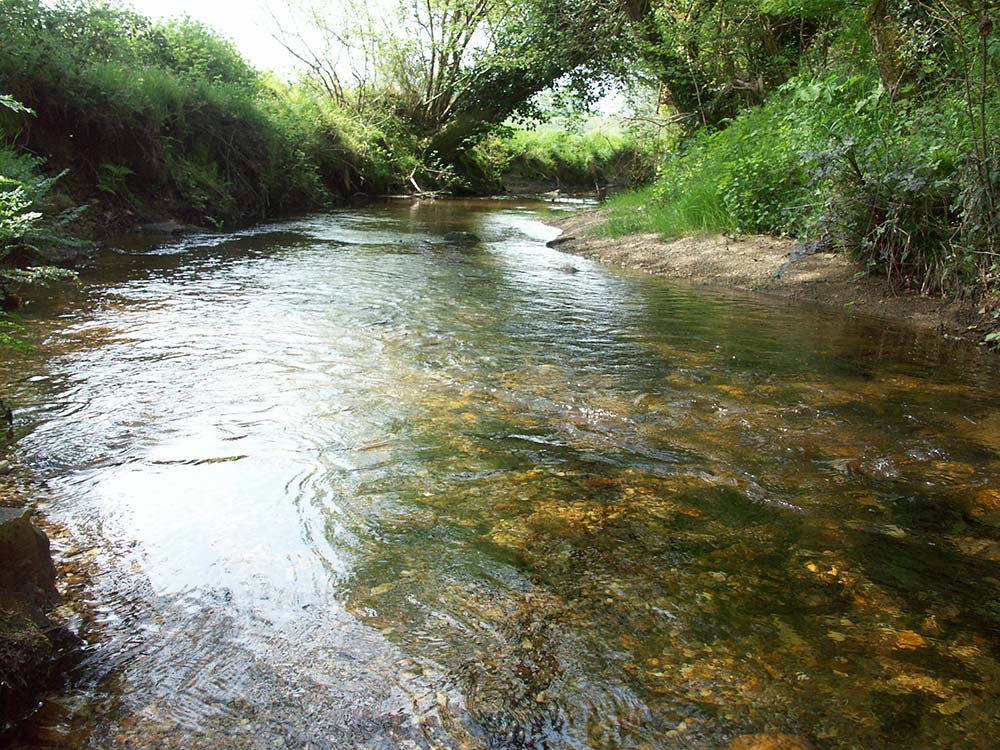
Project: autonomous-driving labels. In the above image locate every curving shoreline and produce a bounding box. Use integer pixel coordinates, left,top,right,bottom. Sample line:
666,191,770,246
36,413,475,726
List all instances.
548,208,998,348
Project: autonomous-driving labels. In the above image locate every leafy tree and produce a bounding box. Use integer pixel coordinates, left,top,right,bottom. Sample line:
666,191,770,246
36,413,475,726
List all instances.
428,0,635,155
622,0,857,127
275,0,635,163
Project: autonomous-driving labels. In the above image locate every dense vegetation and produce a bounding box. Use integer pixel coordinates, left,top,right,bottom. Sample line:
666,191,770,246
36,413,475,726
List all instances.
606,1,1000,299
0,0,385,230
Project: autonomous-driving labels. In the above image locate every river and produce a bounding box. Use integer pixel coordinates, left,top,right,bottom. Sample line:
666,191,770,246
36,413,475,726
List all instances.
3,199,1000,749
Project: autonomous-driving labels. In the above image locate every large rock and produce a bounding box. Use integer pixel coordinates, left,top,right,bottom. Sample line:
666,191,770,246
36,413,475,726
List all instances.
0,508,63,730
0,509,59,611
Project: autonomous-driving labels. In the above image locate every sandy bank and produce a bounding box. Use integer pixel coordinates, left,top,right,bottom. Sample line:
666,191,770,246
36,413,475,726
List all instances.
548,208,998,346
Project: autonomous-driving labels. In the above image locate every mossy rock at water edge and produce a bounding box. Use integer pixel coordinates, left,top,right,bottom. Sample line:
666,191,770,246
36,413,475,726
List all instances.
0,508,71,731
0,607,53,729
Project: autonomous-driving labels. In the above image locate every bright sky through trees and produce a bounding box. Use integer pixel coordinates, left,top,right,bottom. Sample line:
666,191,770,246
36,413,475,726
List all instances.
126,0,301,73
126,0,626,112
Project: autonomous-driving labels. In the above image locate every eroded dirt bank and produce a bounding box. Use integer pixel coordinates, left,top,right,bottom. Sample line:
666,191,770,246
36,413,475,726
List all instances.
549,209,997,345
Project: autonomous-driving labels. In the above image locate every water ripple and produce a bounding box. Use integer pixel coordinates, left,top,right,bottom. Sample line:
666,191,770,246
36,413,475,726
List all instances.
5,198,1000,749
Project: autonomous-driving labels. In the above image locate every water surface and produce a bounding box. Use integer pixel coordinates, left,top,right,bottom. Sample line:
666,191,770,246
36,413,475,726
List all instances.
3,199,1000,749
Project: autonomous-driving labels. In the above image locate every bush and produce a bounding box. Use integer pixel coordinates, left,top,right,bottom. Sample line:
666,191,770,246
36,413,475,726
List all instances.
485,124,657,189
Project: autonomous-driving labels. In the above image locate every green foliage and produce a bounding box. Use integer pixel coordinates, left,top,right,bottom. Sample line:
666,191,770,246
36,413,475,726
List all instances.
602,181,733,237
808,93,963,290
630,0,854,129
758,0,850,16
95,163,135,200
487,125,658,189
0,142,88,250
0,181,42,245
148,16,260,87
0,0,490,216
0,0,391,224
0,95,33,116
607,0,1000,298
0,134,81,348
280,0,634,168
0,0,990,304
603,74,848,238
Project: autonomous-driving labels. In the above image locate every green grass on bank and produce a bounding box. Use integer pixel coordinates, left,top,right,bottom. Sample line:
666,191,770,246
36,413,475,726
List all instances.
601,181,734,238
0,0,455,237
602,65,999,296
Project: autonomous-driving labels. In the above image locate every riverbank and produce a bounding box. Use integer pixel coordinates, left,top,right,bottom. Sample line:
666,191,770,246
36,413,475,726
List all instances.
550,209,1000,347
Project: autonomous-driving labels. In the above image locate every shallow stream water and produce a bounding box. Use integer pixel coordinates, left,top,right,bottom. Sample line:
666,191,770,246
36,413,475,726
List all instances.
2,199,1000,749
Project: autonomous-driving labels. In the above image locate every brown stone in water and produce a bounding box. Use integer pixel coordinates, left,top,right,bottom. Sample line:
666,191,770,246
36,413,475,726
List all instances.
968,489,1000,527
973,489,1000,512
729,733,810,750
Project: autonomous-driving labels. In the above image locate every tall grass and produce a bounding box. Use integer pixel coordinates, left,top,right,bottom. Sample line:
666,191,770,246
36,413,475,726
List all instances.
602,182,733,237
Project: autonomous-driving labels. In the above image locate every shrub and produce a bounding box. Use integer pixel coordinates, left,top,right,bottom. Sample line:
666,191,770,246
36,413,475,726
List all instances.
484,124,658,190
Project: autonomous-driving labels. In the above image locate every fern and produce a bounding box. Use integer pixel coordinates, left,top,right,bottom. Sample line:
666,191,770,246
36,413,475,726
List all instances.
1,99,83,348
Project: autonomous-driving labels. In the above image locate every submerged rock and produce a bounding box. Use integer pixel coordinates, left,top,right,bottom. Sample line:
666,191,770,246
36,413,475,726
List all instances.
138,220,191,236
443,231,480,245
0,508,67,730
